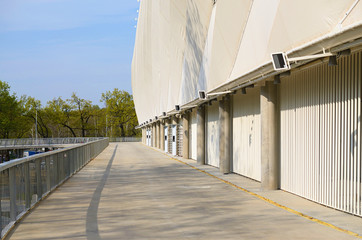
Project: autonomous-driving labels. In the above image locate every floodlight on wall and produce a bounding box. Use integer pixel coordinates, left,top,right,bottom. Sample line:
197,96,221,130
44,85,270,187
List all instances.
272,50,335,71
155,116,158,120
198,90,207,100
271,52,289,70
241,88,247,94
175,105,180,111
162,112,167,116
149,119,152,122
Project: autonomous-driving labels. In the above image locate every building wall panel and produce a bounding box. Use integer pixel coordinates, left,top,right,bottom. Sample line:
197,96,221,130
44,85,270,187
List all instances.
232,87,261,181
206,103,220,167
280,50,362,216
189,110,198,160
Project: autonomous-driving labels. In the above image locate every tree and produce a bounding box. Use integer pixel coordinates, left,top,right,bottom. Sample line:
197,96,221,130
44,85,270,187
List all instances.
68,93,93,137
45,97,77,137
0,81,28,138
22,96,50,138
101,89,140,137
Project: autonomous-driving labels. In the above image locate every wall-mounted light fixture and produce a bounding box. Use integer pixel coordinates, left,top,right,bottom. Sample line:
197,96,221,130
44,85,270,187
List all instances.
198,90,207,100
272,49,335,71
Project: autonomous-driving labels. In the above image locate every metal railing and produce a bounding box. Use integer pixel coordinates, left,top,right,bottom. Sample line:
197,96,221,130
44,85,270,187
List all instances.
0,138,109,238
0,138,105,147
109,137,141,142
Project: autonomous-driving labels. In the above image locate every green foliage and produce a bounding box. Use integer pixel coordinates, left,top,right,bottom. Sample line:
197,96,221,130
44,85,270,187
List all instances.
101,89,140,137
0,80,139,138
0,81,27,138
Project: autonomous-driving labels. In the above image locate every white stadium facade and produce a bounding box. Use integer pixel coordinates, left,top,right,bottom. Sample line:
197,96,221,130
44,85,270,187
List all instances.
132,0,362,217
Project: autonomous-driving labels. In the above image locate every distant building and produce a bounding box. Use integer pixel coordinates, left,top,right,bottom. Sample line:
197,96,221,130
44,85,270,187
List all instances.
132,0,362,217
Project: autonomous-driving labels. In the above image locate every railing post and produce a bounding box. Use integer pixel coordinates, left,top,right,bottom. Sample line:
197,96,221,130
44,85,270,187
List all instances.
82,146,85,167
0,187,2,231
24,162,31,209
65,152,69,178
46,156,51,192
58,152,63,183
77,148,80,170
36,159,42,199
9,167,17,221
54,154,58,186
69,150,74,175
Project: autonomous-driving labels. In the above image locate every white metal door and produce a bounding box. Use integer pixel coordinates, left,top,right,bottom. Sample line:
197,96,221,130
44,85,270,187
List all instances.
147,129,152,146
280,51,362,216
232,87,261,181
189,110,197,160
206,103,219,167
172,125,177,155
164,126,168,152
177,124,183,156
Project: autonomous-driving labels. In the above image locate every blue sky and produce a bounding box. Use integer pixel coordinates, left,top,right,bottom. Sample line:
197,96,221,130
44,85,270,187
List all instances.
0,0,140,107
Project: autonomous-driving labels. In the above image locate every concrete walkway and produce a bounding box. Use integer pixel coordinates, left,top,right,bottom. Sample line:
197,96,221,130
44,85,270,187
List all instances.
6,143,362,240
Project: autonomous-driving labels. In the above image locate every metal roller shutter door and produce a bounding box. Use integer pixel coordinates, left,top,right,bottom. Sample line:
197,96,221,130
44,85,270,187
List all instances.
164,126,168,152
189,110,197,160
206,103,220,168
280,51,362,216
232,87,261,181
177,124,183,156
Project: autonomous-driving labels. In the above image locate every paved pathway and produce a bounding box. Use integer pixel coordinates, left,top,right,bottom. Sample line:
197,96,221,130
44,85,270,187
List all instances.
6,143,361,239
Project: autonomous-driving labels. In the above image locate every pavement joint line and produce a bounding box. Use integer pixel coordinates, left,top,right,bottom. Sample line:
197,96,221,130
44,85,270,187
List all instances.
145,144,362,239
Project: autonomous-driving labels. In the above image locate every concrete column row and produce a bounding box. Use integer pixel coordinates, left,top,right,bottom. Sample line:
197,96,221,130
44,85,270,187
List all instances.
193,82,279,190
141,81,279,190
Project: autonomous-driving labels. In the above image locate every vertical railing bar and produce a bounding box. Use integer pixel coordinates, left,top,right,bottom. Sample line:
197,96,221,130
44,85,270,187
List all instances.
0,182,2,233
24,162,31,209
35,158,42,200
9,167,17,221
46,156,51,193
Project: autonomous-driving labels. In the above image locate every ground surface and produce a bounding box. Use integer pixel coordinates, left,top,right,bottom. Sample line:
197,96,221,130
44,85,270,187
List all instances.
6,143,361,239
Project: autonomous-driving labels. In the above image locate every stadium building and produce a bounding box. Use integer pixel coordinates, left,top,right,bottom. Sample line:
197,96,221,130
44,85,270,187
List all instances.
132,0,362,216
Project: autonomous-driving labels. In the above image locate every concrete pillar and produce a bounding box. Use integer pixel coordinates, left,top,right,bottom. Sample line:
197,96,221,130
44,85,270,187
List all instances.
182,112,190,159
219,95,231,174
158,121,162,149
144,128,146,144
155,122,159,148
141,128,144,144
152,124,156,147
260,82,280,190
161,121,165,151
166,118,171,153
197,106,205,165
142,128,145,144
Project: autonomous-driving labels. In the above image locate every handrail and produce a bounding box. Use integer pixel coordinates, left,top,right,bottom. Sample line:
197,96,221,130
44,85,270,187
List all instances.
0,137,106,147
0,138,109,238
